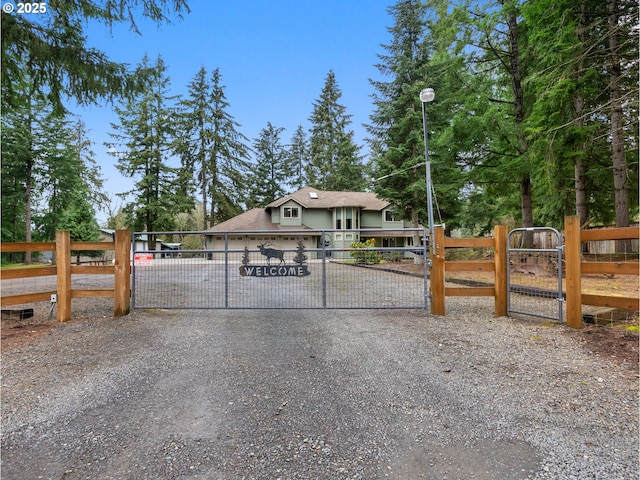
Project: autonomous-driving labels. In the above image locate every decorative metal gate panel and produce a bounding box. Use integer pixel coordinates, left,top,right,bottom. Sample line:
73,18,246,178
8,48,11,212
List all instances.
507,227,564,322
131,229,429,310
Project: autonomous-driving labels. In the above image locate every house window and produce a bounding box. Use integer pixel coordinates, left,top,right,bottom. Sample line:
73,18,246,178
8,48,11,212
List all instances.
384,210,396,222
335,207,359,229
284,207,299,218
383,238,396,247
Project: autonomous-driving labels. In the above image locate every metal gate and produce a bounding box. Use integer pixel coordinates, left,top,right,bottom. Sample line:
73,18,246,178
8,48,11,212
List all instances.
507,227,564,322
131,229,429,310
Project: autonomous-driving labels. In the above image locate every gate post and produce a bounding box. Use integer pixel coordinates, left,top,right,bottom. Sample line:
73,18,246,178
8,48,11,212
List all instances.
114,230,131,317
56,231,72,322
431,226,445,315
565,216,582,328
494,225,508,317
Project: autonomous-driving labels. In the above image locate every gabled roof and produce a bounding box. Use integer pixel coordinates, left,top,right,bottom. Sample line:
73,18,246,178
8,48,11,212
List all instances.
207,208,311,232
266,187,389,211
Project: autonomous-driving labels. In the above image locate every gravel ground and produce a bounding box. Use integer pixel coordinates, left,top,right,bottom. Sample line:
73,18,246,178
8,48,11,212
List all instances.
1,296,638,479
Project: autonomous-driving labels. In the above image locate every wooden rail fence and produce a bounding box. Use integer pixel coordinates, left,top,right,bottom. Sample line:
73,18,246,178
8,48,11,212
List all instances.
430,217,639,328
2,220,638,328
430,224,508,317
565,216,639,328
1,230,131,321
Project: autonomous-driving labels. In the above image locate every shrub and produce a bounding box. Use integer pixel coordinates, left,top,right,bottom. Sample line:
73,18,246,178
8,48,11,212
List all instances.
350,238,382,265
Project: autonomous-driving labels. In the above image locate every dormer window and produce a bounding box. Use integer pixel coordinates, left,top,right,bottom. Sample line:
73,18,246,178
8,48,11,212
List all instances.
284,207,299,218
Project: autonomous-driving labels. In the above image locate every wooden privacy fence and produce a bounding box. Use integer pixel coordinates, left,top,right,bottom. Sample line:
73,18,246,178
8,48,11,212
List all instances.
430,217,639,328
0,230,131,321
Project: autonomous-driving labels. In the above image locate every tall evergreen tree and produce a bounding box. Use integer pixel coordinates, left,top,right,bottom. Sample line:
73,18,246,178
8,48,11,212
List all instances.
605,0,638,231
442,0,537,242
368,0,431,231
37,119,105,241
308,70,365,191
174,67,250,227
520,0,637,229
287,124,309,191
2,94,106,263
246,123,289,208
107,55,181,249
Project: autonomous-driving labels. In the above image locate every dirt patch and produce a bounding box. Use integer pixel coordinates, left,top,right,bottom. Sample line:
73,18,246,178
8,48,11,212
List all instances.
1,322,59,350
573,322,639,371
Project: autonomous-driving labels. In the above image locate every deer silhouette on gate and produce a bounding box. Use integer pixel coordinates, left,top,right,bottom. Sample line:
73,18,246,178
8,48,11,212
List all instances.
257,243,285,265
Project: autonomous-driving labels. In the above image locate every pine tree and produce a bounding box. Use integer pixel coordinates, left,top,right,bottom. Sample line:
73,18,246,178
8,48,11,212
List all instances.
287,125,309,191
107,55,180,249
1,84,105,260
57,189,102,262
367,0,431,231
1,0,189,112
175,67,250,227
246,123,289,208
37,119,105,241
308,70,365,191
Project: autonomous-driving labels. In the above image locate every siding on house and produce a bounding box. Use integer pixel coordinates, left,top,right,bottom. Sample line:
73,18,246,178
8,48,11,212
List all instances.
204,188,423,257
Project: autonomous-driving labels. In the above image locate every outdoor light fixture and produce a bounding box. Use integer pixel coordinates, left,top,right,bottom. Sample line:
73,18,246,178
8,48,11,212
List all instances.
420,87,435,103
420,88,435,257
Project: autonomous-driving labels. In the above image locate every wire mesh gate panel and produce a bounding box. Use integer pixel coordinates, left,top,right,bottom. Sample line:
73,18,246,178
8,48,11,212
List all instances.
131,229,429,309
507,227,564,322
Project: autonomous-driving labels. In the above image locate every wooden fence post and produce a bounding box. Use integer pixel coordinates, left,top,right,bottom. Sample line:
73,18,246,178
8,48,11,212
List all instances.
114,230,131,317
56,231,72,322
494,225,508,317
431,226,446,315
565,216,582,328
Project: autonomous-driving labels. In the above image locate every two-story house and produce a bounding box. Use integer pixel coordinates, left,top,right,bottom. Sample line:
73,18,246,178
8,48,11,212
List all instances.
205,187,424,258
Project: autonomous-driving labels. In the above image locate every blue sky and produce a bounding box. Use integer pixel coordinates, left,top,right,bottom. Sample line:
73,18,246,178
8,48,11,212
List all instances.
75,1,397,218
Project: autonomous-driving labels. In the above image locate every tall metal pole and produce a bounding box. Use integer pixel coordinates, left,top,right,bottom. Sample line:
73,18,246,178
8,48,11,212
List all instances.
420,88,435,254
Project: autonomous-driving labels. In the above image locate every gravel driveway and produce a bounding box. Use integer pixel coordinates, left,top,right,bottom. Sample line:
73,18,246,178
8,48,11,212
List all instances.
2,297,638,479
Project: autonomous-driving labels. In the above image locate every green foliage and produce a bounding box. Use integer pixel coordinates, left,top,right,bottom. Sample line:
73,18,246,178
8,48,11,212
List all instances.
368,0,434,228
57,191,103,258
1,0,189,112
308,70,366,191
246,123,289,208
287,125,309,191
174,66,250,227
350,238,382,265
107,55,185,238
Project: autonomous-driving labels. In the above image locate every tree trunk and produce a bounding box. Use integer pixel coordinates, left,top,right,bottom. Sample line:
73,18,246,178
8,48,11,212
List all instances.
25,156,33,264
507,8,533,247
608,0,630,253
573,2,588,229
520,176,534,248
608,0,629,228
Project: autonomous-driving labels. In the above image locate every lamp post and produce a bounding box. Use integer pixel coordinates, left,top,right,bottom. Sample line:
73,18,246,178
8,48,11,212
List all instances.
420,88,435,255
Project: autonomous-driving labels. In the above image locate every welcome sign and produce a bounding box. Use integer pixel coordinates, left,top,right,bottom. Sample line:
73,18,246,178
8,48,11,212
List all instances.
239,265,310,277
240,242,311,278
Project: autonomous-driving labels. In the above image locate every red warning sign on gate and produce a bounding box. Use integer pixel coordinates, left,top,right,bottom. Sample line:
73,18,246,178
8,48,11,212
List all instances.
134,253,153,266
